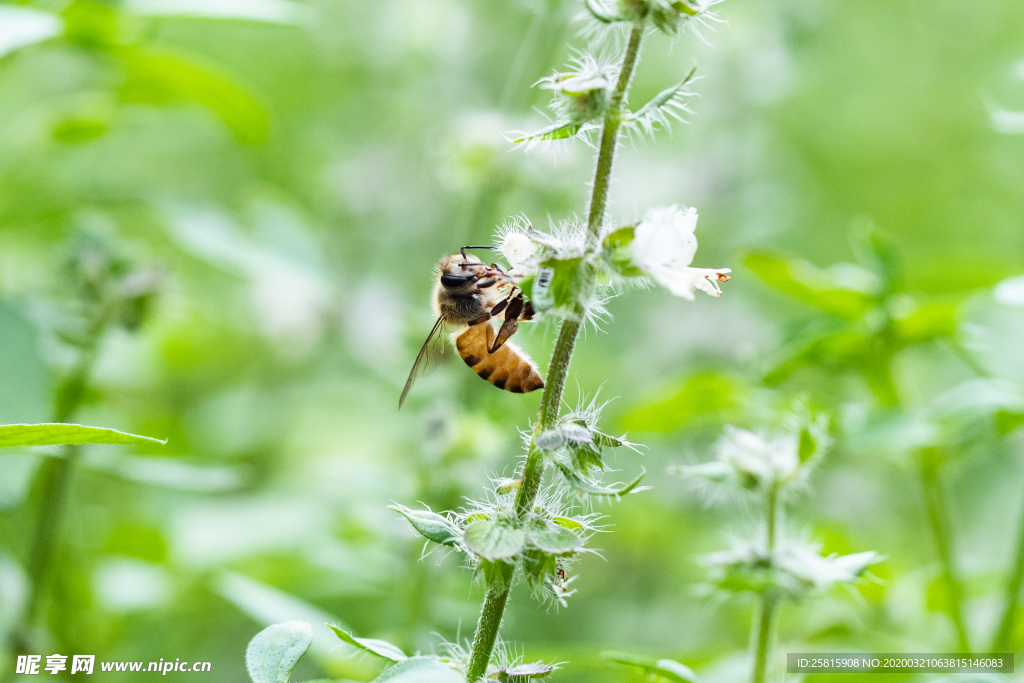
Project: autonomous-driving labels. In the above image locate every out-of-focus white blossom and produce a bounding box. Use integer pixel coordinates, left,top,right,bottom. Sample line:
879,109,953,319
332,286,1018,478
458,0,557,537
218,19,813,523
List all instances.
630,205,730,300
778,548,880,590
704,540,880,598
715,426,798,489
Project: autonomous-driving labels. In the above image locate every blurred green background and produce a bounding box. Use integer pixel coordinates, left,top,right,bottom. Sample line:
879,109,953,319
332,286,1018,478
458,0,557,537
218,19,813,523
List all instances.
1,0,1023,681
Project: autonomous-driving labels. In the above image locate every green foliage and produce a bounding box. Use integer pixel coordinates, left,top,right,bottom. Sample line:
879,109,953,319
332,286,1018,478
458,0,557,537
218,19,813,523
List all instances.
463,517,527,562
245,621,313,683
327,625,407,663
1,0,1022,680
621,372,744,432
555,462,646,497
602,652,697,682
369,657,464,683
390,505,461,547
117,47,269,145
743,250,874,320
0,423,164,448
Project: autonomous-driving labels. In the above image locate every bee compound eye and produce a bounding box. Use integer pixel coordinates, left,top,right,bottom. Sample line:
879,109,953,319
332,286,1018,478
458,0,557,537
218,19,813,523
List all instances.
441,274,473,289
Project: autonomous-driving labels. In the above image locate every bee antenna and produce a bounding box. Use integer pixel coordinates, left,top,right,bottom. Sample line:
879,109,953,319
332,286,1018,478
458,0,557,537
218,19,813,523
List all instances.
460,245,494,260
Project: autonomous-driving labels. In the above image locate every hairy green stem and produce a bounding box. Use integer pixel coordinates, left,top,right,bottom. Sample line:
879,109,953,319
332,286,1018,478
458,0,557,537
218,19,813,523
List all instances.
17,321,105,649
465,24,646,682
918,448,970,653
992,490,1024,652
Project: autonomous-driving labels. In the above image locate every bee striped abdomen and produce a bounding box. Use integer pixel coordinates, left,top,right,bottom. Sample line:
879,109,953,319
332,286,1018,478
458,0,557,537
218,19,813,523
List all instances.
455,323,544,394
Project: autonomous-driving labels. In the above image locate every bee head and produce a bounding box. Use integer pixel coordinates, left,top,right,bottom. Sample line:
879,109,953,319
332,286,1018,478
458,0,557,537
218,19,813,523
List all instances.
437,254,487,290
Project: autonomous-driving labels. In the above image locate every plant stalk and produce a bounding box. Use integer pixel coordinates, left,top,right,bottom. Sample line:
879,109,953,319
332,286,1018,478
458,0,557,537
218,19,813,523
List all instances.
751,594,778,683
992,490,1024,652
873,360,970,653
751,482,780,683
18,320,105,648
465,23,646,682
918,448,970,653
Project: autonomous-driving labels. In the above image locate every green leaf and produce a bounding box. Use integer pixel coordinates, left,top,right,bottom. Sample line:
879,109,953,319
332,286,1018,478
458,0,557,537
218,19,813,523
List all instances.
602,652,697,683
591,429,635,450
626,69,696,124
534,257,585,311
0,423,165,449
0,6,61,59
744,250,874,319
479,558,516,588
52,117,109,144
370,657,464,683
327,625,407,663
551,516,583,531
117,47,269,145
512,121,581,144
890,299,957,344
389,505,460,546
245,621,312,683
762,328,873,385
556,462,646,497
62,0,118,49
504,662,555,678
671,0,699,15
852,226,905,293
123,0,307,24
600,225,644,276
525,517,582,556
620,372,743,433
462,518,526,561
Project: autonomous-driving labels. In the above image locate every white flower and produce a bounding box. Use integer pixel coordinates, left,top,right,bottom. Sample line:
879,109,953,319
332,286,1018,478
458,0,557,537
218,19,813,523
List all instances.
500,232,539,274
630,205,731,300
776,547,879,591
715,426,799,490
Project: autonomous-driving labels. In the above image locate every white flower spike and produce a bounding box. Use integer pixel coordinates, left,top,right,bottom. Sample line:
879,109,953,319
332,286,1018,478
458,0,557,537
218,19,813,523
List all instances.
630,205,731,300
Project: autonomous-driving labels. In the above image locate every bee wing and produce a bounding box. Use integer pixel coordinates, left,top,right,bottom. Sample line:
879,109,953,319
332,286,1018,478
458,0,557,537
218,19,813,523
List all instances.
399,316,448,409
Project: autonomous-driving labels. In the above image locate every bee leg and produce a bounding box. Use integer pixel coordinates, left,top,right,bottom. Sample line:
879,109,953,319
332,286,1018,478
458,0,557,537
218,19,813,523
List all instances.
520,300,536,321
468,312,492,326
490,294,524,353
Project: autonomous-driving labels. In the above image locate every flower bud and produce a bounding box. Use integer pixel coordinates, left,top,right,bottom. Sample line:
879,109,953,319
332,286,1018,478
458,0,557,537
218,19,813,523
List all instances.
540,69,612,126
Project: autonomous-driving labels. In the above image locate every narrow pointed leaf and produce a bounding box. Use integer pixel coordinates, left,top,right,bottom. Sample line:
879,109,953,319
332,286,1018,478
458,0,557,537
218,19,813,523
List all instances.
512,121,580,144
245,621,312,683
327,625,406,662
0,423,165,449
626,69,696,123
556,462,646,496
463,518,526,561
505,662,555,677
671,0,699,15
551,516,583,531
389,505,460,546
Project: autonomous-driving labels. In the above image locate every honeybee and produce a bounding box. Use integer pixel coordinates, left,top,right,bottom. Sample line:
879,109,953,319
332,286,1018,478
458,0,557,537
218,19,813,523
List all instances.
399,247,545,409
